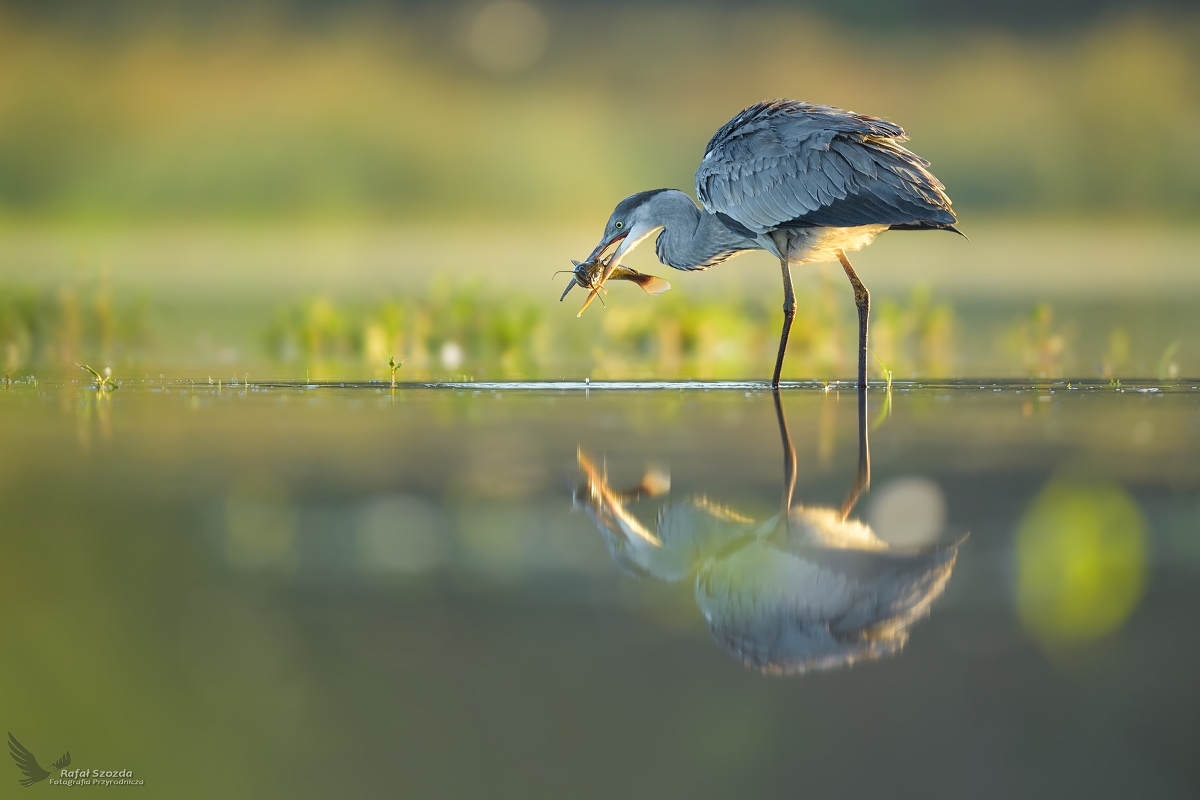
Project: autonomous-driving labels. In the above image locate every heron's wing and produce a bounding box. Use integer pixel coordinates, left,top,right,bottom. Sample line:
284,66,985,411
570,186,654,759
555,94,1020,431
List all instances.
695,99,956,236
8,733,49,784
695,541,957,674
795,545,958,634
52,751,71,770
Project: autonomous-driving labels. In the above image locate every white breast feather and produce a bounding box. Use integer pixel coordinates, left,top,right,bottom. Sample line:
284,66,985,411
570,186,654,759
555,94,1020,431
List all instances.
788,225,888,264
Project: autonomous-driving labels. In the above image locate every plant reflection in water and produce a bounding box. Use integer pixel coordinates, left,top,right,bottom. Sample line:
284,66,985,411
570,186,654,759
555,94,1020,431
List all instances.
573,388,959,675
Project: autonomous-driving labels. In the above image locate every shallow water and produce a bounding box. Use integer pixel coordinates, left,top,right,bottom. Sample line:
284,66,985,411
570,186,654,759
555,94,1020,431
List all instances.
2,380,1199,797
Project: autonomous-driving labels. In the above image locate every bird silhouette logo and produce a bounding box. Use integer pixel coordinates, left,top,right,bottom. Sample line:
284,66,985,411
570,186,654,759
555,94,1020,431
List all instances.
8,733,70,787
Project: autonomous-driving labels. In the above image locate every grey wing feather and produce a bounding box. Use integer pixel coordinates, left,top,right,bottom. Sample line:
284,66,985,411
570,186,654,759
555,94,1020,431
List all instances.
696,99,956,235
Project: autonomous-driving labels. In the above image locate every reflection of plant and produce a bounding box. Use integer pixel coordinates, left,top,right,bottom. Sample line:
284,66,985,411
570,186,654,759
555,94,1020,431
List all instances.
871,353,893,429
1002,304,1074,378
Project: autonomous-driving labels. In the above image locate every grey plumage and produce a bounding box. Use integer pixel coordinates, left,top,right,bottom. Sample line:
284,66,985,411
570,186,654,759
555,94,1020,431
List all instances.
696,99,957,235
575,98,961,387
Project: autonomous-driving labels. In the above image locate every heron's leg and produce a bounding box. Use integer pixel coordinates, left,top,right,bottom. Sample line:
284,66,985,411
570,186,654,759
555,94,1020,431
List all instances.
768,237,796,391
837,249,870,389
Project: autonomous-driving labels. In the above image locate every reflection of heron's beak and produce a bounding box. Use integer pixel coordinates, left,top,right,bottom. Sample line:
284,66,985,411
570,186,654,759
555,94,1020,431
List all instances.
576,448,662,546
577,232,628,317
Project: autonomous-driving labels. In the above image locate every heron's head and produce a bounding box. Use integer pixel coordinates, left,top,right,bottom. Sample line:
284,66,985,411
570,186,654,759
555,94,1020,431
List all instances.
584,189,674,265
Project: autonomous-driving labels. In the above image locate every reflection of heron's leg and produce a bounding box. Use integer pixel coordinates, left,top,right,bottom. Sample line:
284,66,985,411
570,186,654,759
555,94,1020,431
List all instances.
773,389,797,522
840,384,872,520
771,232,796,388
837,249,870,390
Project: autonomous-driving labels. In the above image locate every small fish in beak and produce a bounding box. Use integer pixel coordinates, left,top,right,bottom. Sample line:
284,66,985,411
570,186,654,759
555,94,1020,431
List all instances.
556,256,670,313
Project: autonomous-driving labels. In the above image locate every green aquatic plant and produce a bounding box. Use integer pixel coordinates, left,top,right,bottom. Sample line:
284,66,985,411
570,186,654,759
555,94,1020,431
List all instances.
0,269,1154,383
1002,304,1074,379
259,282,970,382
870,286,957,379
264,287,553,380
1101,328,1131,379
593,294,770,380
1156,340,1181,380
0,279,149,371
78,363,118,391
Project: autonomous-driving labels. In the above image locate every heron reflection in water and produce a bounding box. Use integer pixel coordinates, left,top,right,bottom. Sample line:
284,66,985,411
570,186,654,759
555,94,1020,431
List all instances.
573,389,958,675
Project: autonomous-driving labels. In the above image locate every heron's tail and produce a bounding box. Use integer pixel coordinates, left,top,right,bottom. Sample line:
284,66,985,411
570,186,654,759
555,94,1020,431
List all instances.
888,222,967,240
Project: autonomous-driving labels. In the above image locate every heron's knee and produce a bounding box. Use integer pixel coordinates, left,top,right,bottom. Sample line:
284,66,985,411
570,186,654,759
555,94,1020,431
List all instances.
855,284,870,311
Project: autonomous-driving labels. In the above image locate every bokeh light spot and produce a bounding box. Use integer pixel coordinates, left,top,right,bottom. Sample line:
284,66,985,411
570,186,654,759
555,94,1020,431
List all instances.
1016,479,1147,645
868,476,947,547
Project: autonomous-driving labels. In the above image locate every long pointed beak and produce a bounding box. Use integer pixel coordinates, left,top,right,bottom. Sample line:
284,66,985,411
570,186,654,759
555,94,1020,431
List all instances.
577,232,628,317
584,232,626,264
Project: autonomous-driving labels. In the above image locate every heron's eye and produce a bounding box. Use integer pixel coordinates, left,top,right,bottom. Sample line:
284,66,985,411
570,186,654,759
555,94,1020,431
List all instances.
615,221,624,229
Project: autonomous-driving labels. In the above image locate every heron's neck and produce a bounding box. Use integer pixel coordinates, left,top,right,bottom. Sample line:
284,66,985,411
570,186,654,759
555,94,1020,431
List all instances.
650,192,753,270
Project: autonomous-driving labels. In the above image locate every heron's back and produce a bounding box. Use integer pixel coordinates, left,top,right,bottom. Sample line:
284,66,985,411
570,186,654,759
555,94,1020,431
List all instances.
695,99,957,240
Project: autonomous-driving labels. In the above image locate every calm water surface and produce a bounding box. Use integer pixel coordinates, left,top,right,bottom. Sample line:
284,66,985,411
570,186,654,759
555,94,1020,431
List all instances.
1,380,1198,798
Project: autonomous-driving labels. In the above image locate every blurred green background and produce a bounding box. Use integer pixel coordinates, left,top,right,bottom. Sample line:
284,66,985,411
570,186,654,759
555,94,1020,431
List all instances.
0,0,1198,380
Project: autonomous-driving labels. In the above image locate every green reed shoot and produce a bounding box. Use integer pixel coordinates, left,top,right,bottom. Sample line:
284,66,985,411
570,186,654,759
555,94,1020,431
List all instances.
78,364,118,391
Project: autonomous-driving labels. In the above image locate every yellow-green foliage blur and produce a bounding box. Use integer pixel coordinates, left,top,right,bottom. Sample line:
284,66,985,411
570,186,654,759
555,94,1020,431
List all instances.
0,4,1197,223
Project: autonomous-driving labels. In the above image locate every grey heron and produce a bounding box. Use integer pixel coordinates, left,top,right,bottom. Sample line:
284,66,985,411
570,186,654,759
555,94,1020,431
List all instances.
572,388,959,675
571,99,960,388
